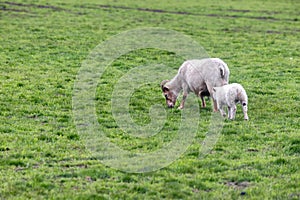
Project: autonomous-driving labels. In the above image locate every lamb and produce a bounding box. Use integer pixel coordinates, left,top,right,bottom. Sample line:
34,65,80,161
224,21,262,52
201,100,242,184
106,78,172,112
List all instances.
212,83,249,120
161,58,230,110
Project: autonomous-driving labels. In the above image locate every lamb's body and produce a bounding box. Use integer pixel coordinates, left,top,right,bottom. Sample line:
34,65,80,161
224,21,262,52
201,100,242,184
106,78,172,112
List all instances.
212,83,249,120
161,58,230,110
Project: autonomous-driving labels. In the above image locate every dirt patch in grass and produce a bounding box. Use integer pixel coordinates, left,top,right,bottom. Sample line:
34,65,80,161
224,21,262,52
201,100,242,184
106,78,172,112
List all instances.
2,1,298,22
81,4,297,22
225,181,251,190
0,1,78,15
1,1,66,11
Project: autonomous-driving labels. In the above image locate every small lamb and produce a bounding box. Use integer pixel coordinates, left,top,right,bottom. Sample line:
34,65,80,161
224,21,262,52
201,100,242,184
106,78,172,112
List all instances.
212,83,249,120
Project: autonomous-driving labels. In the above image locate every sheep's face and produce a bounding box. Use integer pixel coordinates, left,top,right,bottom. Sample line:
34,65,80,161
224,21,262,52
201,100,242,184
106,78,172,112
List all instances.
161,80,178,108
162,89,177,108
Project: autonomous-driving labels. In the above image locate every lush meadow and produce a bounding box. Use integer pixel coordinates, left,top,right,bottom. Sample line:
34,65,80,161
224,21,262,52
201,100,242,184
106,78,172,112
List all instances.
0,0,299,199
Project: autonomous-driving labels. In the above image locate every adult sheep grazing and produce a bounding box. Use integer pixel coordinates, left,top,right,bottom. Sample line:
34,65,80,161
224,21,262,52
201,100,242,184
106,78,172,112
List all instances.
161,58,230,111
212,83,249,120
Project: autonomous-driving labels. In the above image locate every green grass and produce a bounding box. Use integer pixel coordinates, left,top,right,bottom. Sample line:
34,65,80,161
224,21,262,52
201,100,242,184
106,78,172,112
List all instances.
0,0,299,199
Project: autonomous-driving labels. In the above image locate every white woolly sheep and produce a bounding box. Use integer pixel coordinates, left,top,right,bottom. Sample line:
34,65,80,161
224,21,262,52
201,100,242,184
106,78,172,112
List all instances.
212,83,249,120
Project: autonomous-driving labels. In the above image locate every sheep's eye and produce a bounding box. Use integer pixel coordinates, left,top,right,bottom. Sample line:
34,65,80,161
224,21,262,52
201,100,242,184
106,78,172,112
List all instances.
242,103,247,106
164,94,168,99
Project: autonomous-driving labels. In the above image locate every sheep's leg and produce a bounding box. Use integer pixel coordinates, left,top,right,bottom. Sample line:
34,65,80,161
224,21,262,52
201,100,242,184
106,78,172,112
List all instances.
206,83,218,112
199,90,206,108
213,100,218,112
178,92,188,110
228,106,232,119
201,95,206,108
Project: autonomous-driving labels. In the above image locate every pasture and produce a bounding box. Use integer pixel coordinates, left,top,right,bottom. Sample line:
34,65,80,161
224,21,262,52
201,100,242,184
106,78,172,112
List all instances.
0,0,299,199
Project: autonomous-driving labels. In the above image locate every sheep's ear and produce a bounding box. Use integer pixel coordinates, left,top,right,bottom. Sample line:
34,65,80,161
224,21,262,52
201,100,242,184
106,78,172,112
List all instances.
160,80,169,90
163,86,169,92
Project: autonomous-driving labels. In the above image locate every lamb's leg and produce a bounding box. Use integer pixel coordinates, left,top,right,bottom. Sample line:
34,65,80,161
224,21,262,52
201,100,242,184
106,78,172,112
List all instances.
244,112,249,120
219,108,226,117
231,105,237,120
218,103,226,117
243,112,248,120
242,104,249,120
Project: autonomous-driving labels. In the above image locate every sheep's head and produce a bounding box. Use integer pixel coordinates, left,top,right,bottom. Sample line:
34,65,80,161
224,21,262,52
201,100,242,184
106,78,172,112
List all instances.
161,80,177,108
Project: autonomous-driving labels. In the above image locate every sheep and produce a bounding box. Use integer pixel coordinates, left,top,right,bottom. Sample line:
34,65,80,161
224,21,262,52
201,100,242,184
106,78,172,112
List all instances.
212,83,249,120
161,58,230,110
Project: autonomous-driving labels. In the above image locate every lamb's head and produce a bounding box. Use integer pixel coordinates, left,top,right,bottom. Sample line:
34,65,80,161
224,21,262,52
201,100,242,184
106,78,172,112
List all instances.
211,87,219,101
161,80,178,108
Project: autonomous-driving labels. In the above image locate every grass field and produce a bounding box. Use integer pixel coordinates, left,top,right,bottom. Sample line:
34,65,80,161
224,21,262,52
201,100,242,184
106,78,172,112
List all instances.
0,0,299,199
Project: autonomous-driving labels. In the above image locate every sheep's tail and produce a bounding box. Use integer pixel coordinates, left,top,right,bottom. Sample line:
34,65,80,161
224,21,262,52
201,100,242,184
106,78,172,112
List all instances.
207,58,230,83
212,58,228,79
220,64,225,78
